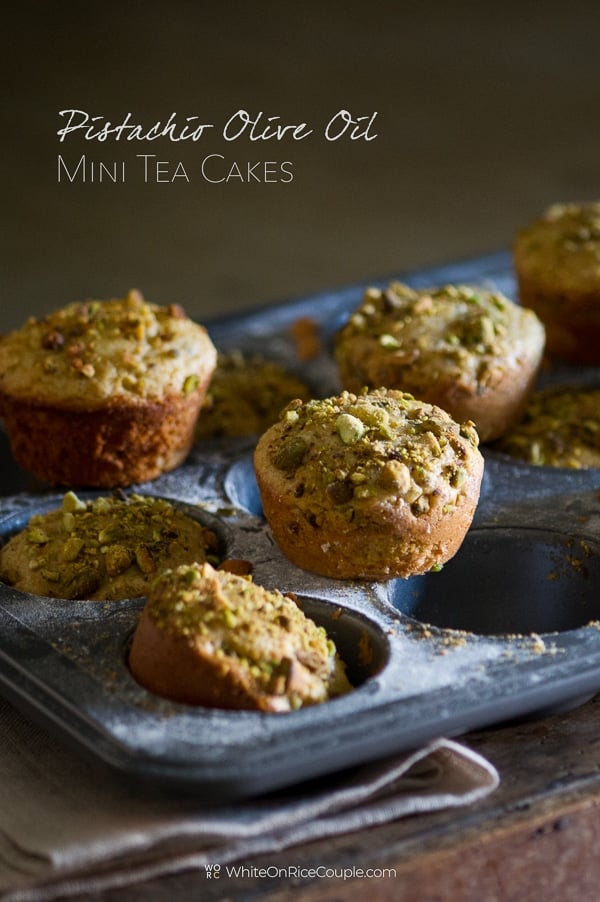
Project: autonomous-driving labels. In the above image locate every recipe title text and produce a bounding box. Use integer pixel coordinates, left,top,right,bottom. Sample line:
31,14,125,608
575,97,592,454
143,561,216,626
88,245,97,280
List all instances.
56,108,379,185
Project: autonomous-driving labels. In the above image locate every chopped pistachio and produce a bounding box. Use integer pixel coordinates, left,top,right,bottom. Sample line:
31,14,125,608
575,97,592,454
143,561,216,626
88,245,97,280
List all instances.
98,526,122,544
62,491,86,513
135,544,156,574
273,436,308,472
40,568,60,582
380,459,411,493
62,536,84,562
183,373,199,395
412,495,430,515
326,480,354,505
336,413,365,444
284,408,300,424
379,333,401,349
223,608,237,628
27,527,49,545
450,468,467,488
105,544,133,577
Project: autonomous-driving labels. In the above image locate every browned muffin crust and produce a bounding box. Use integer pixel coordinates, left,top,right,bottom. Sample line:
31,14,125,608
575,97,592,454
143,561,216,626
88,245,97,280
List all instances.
514,202,600,364
0,492,220,600
254,388,484,580
0,291,217,487
129,562,352,711
334,283,545,443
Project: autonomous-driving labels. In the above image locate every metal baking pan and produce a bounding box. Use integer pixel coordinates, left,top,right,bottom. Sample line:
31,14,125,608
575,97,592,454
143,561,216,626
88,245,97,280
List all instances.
0,250,599,801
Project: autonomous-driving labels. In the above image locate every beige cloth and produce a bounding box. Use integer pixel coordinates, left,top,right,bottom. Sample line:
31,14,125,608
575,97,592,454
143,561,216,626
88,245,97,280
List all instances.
0,698,499,901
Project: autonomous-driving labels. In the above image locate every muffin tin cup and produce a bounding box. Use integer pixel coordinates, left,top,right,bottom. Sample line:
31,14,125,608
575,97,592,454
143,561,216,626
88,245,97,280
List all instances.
390,526,600,636
0,250,599,799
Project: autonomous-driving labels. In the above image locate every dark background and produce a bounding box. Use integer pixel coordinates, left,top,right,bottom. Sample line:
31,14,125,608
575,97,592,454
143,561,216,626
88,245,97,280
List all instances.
3,0,600,331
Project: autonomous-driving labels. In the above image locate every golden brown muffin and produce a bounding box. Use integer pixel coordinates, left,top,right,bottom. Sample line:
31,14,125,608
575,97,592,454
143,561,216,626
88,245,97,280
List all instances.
195,351,311,439
0,290,217,487
129,562,352,711
514,202,600,364
253,388,484,580
0,492,220,600
334,283,545,443
493,385,600,469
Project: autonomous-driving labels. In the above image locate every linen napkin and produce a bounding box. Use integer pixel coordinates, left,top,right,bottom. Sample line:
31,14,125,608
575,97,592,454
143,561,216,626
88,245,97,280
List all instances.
0,698,498,902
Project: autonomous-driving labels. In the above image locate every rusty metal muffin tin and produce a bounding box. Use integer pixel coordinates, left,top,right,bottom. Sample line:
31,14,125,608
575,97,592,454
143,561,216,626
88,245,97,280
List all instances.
0,251,599,801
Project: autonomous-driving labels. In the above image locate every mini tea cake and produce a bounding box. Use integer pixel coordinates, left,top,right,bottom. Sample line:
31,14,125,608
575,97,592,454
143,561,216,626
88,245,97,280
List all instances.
129,562,352,710
254,388,484,580
514,202,600,364
334,282,545,442
0,290,216,486
0,492,219,600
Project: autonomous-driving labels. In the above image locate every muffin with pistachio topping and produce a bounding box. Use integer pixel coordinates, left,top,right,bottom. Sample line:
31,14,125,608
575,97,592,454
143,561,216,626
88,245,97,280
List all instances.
0,492,220,600
0,290,217,487
514,202,600,364
195,351,311,440
334,282,545,443
129,561,352,711
494,385,600,469
253,388,484,580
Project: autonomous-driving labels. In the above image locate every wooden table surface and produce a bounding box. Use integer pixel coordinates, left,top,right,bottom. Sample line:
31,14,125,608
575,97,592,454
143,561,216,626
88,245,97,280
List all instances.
78,692,600,902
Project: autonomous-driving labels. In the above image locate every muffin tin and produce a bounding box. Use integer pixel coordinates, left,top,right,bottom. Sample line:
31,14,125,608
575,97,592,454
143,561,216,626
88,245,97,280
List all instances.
0,250,599,801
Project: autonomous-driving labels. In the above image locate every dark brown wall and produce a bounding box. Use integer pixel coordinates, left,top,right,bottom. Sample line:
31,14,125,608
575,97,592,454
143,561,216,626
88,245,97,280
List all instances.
4,0,600,328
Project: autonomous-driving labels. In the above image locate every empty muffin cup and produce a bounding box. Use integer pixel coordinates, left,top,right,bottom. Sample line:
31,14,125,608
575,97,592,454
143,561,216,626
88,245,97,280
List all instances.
390,527,600,636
